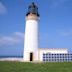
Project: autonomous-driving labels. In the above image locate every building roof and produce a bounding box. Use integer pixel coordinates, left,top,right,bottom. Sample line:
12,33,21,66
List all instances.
39,48,68,50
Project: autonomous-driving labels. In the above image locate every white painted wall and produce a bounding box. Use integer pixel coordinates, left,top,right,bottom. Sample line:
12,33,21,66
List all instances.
23,19,39,62
39,48,68,61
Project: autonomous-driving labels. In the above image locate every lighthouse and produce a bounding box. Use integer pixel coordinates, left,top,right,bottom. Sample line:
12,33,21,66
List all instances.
23,2,39,62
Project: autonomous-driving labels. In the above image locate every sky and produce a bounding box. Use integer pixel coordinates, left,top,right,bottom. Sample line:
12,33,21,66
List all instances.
0,0,72,56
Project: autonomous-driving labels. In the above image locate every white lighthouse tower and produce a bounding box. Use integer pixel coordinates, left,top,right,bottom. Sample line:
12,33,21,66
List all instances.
23,2,39,62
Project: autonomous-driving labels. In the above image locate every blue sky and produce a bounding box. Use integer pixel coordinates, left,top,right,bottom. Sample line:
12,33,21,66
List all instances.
0,0,72,56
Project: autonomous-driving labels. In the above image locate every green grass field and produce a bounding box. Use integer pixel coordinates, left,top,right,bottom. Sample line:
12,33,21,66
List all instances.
0,61,72,72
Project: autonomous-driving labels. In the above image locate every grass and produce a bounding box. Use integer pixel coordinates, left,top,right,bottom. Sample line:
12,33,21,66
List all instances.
0,61,72,72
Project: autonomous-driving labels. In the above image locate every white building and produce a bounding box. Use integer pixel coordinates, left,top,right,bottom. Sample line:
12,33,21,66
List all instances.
23,2,69,62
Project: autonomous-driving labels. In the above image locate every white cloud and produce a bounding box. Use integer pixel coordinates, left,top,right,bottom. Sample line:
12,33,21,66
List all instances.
0,32,24,46
13,32,24,38
0,32,49,47
0,2,7,14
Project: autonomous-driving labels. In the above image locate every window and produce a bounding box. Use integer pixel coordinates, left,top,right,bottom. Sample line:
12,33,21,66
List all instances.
43,53,72,62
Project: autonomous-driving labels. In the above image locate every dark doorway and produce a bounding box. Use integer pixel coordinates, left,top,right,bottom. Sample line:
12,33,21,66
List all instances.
30,53,33,61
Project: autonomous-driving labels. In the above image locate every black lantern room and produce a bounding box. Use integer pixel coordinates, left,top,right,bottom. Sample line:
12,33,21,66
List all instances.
26,2,39,17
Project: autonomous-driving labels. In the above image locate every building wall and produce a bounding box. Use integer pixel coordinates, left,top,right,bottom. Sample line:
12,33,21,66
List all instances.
38,48,68,61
